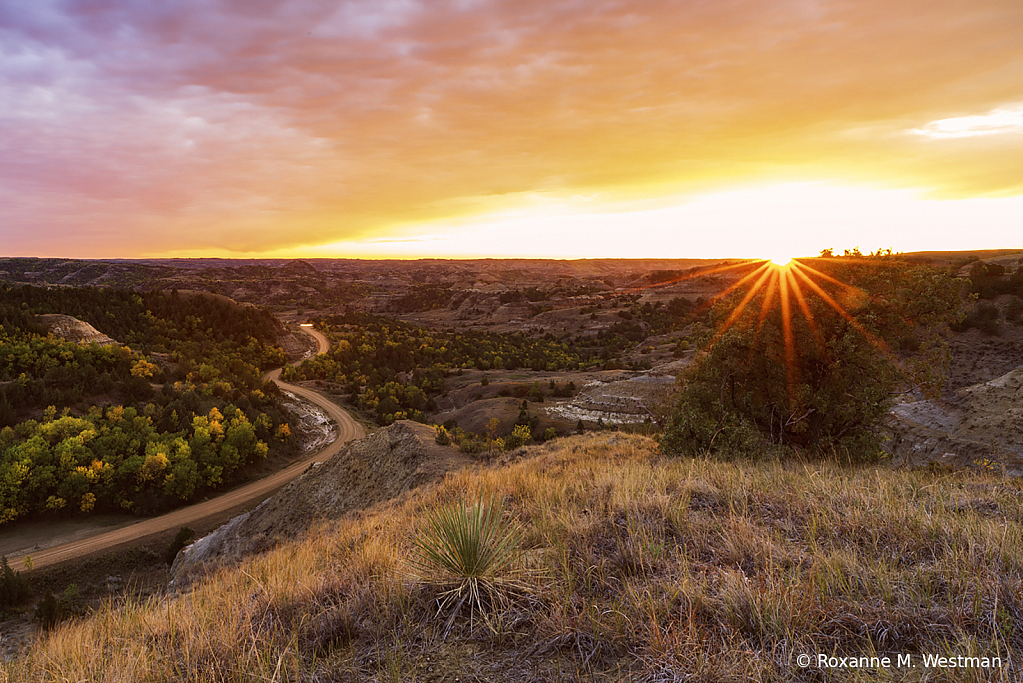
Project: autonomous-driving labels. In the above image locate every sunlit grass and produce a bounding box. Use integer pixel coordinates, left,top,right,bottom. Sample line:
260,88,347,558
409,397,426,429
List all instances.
5,433,1022,680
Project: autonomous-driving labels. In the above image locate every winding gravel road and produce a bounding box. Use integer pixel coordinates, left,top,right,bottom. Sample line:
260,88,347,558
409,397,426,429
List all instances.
7,326,363,572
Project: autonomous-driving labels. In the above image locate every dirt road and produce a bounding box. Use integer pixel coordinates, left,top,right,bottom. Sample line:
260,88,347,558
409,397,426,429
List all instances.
6,327,361,572
298,325,330,356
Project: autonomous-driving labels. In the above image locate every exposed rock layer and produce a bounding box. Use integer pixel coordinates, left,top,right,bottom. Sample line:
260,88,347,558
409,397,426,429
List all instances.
35,314,119,346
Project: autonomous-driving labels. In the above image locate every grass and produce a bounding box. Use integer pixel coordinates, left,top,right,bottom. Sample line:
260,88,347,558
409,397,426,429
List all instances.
4,432,1022,681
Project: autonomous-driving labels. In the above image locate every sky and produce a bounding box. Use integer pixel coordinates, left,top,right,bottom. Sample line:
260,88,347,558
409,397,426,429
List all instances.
2,0,1022,260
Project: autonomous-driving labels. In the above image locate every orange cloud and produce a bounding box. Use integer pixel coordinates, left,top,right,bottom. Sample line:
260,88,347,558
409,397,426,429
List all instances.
1,0,1022,257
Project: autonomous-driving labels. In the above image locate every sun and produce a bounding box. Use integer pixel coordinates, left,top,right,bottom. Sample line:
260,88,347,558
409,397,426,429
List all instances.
767,254,794,267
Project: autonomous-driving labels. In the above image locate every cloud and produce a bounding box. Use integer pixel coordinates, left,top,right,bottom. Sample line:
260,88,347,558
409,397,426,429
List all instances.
913,103,1023,138
2,0,1023,256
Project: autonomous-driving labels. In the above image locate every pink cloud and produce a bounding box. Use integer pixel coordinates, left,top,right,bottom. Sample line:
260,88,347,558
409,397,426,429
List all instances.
1,0,1022,256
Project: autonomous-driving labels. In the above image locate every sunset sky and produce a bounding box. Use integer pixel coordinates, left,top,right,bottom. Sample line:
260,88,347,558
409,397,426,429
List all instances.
2,0,1022,260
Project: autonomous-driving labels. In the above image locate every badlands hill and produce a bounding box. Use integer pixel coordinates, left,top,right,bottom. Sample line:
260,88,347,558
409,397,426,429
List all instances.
35,314,119,346
888,367,1023,474
171,421,473,586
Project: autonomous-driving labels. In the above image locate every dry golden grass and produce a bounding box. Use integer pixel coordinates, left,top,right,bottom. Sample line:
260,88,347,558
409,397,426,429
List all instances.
5,432,1022,681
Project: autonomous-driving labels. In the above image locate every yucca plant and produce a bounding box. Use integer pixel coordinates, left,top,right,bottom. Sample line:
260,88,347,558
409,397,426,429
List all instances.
410,497,522,635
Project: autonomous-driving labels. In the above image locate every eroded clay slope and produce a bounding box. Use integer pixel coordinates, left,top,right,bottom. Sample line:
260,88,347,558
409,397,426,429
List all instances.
171,420,471,586
35,314,119,346
887,367,1023,474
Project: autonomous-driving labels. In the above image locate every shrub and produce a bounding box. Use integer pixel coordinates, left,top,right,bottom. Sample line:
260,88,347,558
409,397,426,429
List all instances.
457,437,484,455
503,424,532,450
35,590,60,630
1005,296,1023,323
410,497,521,633
953,301,1002,335
434,427,451,446
664,258,961,455
35,584,83,630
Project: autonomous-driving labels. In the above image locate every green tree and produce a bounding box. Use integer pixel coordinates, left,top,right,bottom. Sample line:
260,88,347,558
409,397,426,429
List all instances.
662,258,961,456
0,556,31,610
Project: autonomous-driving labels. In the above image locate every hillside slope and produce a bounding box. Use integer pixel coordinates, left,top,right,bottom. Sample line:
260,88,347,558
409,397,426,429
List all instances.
887,366,1023,474
7,431,1022,681
35,314,119,346
171,421,472,586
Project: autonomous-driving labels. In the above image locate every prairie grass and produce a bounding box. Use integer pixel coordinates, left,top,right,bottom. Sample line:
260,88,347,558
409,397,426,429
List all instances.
5,432,1022,681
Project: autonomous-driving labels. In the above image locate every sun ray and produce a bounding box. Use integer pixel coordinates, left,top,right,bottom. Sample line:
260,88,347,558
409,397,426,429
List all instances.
801,259,931,336
790,260,857,290
789,264,890,355
695,257,916,409
686,252,957,449
746,269,781,359
754,269,780,332
704,263,775,349
784,267,824,348
778,265,798,408
620,259,762,298
693,261,772,318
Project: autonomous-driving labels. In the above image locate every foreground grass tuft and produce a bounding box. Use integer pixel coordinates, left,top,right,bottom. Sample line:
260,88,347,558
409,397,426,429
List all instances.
411,497,523,635
412,497,521,582
5,432,1022,681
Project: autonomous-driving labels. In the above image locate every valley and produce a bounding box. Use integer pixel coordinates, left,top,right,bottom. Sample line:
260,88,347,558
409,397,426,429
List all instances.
3,252,1023,679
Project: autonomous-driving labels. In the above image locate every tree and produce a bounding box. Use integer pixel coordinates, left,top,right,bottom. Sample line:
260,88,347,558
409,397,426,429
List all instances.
0,556,30,610
130,358,158,378
434,426,451,446
504,424,532,450
662,257,962,456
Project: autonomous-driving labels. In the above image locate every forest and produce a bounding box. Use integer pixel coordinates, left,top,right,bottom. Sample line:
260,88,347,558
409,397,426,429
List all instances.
282,311,587,424
282,298,707,425
0,285,294,524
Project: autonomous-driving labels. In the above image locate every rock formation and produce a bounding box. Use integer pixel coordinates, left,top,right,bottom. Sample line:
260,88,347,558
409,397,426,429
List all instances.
35,314,119,346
